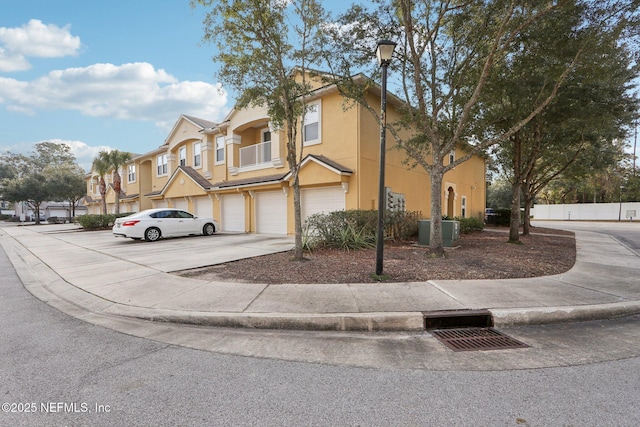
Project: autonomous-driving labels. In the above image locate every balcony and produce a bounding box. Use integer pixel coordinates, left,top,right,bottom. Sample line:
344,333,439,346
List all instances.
239,141,271,168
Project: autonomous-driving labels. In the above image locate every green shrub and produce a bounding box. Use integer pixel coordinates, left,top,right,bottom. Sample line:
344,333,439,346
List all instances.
303,210,375,251
76,213,132,230
303,209,420,251
455,216,484,234
387,210,420,239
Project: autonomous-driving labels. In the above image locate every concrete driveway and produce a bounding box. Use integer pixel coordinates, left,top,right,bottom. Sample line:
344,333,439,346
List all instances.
28,224,295,272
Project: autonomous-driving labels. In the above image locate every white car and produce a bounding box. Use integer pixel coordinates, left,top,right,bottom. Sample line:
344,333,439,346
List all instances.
113,208,219,242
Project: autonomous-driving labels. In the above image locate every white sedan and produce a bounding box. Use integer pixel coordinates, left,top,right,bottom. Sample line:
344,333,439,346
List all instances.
113,208,219,242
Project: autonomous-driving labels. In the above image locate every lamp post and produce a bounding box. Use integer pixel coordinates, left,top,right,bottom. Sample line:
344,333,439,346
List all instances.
375,39,396,276
618,185,625,221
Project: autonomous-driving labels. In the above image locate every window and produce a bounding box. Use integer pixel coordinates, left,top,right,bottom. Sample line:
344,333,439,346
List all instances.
150,210,172,219
127,164,136,182
262,129,271,143
175,210,194,219
157,154,167,176
179,146,186,166
449,150,455,165
303,101,321,146
215,135,225,164
461,196,467,218
193,142,202,168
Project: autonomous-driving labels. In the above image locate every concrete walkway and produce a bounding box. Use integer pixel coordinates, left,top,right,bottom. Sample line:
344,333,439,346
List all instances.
1,222,639,331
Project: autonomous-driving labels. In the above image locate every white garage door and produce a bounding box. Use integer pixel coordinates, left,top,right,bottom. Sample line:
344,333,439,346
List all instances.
256,191,287,234
154,200,168,209
173,198,188,212
194,196,213,218
221,194,245,232
302,187,346,222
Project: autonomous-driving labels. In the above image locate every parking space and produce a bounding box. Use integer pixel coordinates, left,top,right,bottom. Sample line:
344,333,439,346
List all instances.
22,224,294,272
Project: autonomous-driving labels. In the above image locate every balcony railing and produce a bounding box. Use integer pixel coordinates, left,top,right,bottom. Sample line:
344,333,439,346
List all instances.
239,141,271,168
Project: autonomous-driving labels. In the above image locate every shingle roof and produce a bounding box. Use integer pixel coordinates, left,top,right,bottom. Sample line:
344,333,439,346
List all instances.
212,173,288,189
183,115,217,129
306,154,353,174
178,166,213,189
210,155,352,191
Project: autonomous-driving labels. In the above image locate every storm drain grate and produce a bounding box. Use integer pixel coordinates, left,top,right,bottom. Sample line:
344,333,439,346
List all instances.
431,328,530,352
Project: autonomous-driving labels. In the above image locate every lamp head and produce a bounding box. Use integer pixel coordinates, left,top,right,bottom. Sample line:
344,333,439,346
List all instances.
376,39,397,66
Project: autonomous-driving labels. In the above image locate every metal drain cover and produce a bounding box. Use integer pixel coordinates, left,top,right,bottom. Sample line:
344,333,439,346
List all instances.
431,328,529,352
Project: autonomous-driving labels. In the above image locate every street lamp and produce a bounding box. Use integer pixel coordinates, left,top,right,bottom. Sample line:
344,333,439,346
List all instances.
375,39,396,276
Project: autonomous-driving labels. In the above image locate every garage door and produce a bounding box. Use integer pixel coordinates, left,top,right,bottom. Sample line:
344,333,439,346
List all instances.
302,187,346,222
194,196,213,219
256,191,287,234
154,200,168,209
173,198,188,212
221,194,245,232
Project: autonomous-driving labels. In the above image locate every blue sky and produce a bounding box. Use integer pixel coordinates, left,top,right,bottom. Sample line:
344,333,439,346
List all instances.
0,0,347,171
3,2,637,173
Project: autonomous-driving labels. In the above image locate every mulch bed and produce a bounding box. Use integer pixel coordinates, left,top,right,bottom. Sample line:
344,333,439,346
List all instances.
175,226,576,284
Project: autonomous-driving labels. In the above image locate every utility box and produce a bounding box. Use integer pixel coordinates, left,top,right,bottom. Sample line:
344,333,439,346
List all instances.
418,220,460,247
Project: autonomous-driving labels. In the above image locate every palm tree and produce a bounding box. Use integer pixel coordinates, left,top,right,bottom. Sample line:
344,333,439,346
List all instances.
91,151,111,214
107,150,132,214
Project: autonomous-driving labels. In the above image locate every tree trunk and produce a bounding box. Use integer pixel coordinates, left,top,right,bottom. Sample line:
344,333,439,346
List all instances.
509,134,522,242
113,172,122,214
34,205,41,225
285,102,303,261
509,181,521,242
429,165,445,254
522,197,532,236
292,174,303,260
99,177,107,214
521,184,533,236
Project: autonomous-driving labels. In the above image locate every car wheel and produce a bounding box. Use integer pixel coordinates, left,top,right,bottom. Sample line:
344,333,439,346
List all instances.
144,227,161,242
203,223,216,236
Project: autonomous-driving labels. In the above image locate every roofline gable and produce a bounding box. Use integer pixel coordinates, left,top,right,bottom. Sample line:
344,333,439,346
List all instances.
284,154,353,181
163,115,217,146
159,166,212,195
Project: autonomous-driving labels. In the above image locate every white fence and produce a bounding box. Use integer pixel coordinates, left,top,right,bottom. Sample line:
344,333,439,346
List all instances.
532,203,640,221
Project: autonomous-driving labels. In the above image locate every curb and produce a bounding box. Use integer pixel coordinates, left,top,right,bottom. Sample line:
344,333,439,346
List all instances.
491,302,640,327
3,228,640,332
103,305,426,331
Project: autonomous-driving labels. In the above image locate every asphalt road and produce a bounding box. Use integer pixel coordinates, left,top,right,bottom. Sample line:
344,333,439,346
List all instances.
2,233,640,426
534,219,640,253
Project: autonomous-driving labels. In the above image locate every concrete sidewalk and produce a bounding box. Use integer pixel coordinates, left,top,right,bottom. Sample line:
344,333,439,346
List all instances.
1,222,640,331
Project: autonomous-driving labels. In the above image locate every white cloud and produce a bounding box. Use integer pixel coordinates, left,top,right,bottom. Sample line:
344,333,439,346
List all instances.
0,62,228,127
0,19,81,57
0,19,81,72
51,139,114,173
0,47,31,72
